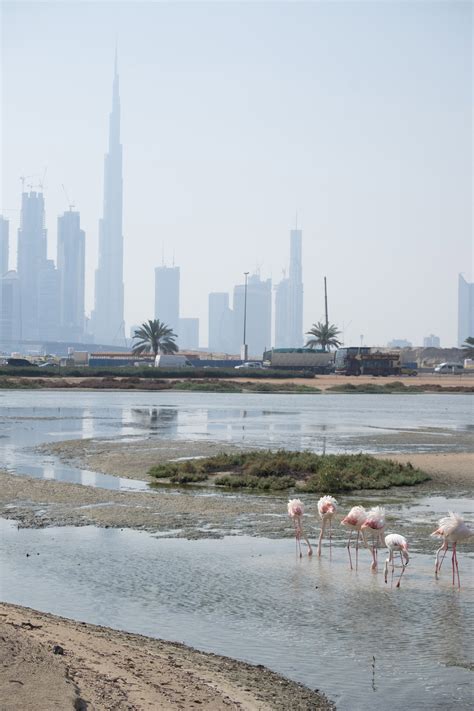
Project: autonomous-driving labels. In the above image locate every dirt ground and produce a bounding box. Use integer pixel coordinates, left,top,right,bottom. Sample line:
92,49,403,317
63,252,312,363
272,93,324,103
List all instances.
0,602,333,711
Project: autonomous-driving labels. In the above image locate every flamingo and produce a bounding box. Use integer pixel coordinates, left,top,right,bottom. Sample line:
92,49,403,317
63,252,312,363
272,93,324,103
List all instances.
384,533,409,588
287,499,313,558
431,512,473,589
341,505,366,570
317,495,338,557
361,506,385,571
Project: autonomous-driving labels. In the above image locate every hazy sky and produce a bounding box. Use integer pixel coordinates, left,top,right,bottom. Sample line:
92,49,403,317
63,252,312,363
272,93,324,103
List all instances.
1,0,472,347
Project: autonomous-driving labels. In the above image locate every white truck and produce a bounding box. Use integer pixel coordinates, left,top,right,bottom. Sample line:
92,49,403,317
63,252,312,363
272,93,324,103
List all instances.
154,354,193,368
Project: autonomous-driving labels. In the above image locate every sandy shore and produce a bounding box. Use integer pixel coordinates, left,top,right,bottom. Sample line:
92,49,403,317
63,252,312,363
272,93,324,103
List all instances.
0,602,333,710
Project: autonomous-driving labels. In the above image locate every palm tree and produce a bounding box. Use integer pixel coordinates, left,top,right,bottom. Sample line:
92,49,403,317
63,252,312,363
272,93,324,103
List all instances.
132,319,178,357
306,321,341,352
462,336,474,358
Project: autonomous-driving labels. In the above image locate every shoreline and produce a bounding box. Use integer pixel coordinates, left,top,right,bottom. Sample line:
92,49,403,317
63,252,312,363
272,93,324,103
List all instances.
0,602,333,710
1,373,473,393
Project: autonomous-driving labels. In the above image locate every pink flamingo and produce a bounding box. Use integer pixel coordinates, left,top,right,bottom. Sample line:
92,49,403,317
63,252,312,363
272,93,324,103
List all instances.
287,499,313,558
432,512,473,589
317,495,338,557
384,533,409,588
341,505,366,570
361,506,385,571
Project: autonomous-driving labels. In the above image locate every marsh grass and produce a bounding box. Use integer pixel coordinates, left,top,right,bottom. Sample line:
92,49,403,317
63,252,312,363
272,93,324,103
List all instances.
171,380,320,393
148,450,429,492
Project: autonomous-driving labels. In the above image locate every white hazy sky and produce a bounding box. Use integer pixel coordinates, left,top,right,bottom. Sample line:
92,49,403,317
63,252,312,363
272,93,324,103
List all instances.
1,0,472,347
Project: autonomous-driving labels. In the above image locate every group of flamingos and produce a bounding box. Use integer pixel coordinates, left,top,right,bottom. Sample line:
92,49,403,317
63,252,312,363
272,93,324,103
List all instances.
287,496,472,589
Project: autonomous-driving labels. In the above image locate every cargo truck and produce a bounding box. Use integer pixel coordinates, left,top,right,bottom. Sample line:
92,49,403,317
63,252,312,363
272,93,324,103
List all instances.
264,348,334,374
335,348,402,376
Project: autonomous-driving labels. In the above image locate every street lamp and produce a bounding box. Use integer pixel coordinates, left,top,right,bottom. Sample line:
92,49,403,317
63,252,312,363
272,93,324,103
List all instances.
241,271,249,362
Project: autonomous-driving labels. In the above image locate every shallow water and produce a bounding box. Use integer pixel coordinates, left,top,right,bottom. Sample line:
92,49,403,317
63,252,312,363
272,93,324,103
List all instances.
0,390,472,490
1,518,472,710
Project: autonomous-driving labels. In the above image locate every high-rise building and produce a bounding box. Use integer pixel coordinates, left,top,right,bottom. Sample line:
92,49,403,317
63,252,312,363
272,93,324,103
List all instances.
179,318,199,350
38,260,60,341
0,271,20,345
91,52,124,345
274,226,304,348
154,265,180,334
208,292,234,353
458,274,474,346
288,228,304,346
0,216,8,275
17,191,48,340
423,334,440,348
57,209,85,342
274,276,290,347
233,273,272,358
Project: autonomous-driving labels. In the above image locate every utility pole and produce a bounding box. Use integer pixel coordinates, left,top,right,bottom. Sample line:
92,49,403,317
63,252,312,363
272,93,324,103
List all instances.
324,276,329,329
241,272,249,361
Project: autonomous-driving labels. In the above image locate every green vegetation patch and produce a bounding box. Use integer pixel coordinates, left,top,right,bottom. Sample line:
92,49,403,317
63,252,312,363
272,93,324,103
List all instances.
170,380,320,394
148,450,429,492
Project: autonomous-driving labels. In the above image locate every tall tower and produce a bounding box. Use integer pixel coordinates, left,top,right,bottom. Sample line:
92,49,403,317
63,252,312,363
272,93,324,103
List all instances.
154,265,180,334
458,274,474,346
57,209,85,342
91,51,124,345
17,191,48,340
288,227,303,346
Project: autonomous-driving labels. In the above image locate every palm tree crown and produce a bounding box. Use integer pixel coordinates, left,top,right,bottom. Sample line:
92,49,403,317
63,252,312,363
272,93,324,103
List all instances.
132,319,178,357
462,336,474,358
306,321,341,352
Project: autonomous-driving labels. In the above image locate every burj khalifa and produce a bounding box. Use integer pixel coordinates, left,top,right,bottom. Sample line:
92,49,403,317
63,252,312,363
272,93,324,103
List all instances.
91,52,125,345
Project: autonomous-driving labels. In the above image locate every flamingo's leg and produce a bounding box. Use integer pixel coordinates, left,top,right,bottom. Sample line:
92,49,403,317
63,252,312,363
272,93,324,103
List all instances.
329,517,333,558
453,543,461,589
355,531,360,571
347,530,353,570
396,551,406,588
317,521,325,557
384,552,390,584
370,540,377,571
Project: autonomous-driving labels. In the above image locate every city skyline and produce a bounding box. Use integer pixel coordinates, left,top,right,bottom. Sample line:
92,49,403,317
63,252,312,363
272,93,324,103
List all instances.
1,1,471,348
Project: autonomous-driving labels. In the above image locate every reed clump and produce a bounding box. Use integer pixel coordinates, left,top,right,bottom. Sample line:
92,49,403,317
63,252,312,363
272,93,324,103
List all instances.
148,450,429,492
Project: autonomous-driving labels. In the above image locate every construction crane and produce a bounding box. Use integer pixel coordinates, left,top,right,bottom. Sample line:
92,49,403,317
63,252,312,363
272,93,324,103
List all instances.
61,184,75,211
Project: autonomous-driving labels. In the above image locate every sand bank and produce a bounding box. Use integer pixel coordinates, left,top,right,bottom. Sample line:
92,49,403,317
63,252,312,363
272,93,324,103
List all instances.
0,602,333,710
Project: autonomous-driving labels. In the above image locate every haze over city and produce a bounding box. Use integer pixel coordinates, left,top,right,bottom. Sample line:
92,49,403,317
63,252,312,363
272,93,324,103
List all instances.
1,0,471,348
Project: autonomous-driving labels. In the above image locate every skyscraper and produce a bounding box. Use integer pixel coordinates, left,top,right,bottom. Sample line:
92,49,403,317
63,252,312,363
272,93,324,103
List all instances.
274,276,290,347
38,260,60,341
458,274,474,346
17,191,48,340
0,271,20,345
288,228,304,346
91,52,124,345
57,209,85,342
179,318,199,350
0,216,8,275
154,265,180,334
274,226,304,347
208,292,234,353
233,273,272,357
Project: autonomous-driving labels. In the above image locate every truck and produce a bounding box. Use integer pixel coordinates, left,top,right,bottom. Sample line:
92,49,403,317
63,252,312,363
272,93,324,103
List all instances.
263,348,334,374
335,348,402,376
154,354,193,368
